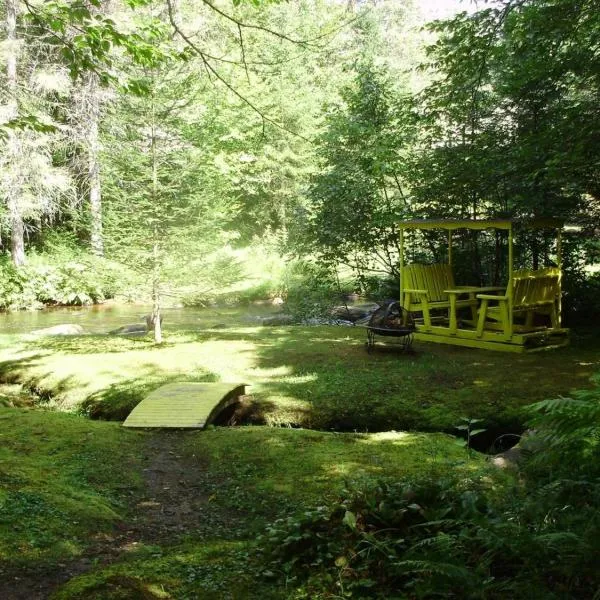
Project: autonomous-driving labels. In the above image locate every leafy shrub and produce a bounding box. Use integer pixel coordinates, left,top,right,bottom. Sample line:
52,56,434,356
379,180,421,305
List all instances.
234,281,284,304
180,290,217,307
522,375,600,529
526,376,600,477
563,271,600,326
257,472,598,599
283,261,351,321
0,251,123,310
182,281,283,308
257,379,600,598
357,274,399,301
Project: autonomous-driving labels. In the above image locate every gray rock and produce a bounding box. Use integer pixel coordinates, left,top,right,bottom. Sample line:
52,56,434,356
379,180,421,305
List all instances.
109,324,148,336
490,431,537,470
109,314,165,336
260,314,295,326
490,447,523,469
302,317,355,326
331,303,379,322
32,324,84,336
144,313,163,330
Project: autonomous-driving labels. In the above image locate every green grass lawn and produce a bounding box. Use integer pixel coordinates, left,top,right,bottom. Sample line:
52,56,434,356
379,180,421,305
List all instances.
0,408,144,567
1,318,598,438
181,427,481,514
0,314,598,598
0,409,493,599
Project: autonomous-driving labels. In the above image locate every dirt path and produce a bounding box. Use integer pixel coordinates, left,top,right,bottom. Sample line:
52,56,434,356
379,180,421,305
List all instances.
130,430,242,543
1,430,239,600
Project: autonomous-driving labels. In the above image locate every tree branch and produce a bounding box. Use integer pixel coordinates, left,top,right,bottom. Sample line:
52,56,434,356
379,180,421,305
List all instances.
165,0,311,142
237,23,251,84
199,0,320,47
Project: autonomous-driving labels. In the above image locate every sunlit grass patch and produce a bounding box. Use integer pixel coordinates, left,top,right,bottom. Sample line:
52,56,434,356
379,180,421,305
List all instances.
182,427,488,514
0,336,221,418
0,318,599,435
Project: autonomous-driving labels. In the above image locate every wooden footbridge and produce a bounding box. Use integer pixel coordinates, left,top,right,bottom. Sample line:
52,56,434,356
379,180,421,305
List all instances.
123,382,246,429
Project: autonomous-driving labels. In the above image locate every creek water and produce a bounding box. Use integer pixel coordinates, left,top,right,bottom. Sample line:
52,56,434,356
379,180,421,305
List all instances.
0,303,278,335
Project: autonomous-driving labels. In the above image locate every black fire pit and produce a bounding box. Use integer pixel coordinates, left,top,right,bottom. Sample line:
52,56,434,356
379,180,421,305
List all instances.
365,301,415,354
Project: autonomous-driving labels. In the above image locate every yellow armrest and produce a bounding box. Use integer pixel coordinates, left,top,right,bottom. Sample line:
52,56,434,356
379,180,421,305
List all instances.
477,294,508,301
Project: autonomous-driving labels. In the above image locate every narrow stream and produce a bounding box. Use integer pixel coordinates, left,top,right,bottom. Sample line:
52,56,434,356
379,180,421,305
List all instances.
0,303,279,335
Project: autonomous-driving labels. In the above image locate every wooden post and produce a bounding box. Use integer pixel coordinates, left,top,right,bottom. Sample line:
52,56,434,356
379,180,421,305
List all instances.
399,227,405,306
557,228,562,326
448,229,453,268
507,224,514,338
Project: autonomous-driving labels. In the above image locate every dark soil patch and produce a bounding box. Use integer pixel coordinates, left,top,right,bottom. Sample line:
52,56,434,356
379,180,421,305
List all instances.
0,430,241,600
130,430,243,542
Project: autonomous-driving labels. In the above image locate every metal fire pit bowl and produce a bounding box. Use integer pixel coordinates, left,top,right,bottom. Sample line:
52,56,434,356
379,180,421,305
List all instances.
365,301,415,354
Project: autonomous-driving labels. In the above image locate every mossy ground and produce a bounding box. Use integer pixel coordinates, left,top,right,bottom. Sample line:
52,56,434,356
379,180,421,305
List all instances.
0,410,490,599
0,311,598,598
1,316,598,436
0,409,143,567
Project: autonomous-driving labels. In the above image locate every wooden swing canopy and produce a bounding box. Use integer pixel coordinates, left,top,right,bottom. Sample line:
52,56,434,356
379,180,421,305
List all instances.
398,217,566,230
398,218,569,353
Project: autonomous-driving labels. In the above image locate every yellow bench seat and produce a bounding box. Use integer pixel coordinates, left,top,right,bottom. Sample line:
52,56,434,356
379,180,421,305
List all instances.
401,265,477,328
476,268,560,337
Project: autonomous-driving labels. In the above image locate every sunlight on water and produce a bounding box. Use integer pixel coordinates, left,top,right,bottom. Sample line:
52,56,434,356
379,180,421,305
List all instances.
0,304,278,335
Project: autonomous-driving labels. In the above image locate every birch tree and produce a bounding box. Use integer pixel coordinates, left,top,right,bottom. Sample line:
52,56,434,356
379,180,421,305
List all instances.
2,0,25,265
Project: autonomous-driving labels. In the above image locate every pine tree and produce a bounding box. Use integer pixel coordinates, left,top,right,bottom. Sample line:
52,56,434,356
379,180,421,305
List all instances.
1,0,74,266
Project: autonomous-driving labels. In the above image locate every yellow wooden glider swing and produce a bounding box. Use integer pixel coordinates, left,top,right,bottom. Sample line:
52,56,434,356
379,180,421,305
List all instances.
399,218,569,353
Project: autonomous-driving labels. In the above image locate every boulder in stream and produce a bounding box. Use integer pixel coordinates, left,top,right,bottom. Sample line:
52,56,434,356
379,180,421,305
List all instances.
109,323,148,336
260,314,295,326
31,324,84,336
330,303,380,322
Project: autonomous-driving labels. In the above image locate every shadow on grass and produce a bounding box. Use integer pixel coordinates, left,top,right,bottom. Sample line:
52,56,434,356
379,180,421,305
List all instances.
221,397,285,426
21,333,161,355
2,323,599,437
0,353,49,383
181,427,480,524
242,325,600,438
0,351,218,421
0,354,81,406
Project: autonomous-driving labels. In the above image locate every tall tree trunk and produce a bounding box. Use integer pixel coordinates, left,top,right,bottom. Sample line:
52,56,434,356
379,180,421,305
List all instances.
151,231,162,344
10,208,25,266
87,72,104,256
150,89,162,344
5,0,26,267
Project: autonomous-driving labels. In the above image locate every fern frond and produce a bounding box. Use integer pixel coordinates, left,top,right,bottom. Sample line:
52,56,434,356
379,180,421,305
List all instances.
533,532,585,551
394,559,470,580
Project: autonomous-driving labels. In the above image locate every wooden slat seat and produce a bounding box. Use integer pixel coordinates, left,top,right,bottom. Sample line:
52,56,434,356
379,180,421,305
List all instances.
402,264,477,328
476,268,561,337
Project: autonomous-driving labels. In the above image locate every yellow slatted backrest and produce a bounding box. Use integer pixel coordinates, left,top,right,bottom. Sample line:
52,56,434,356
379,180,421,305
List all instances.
512,268,560,307
403,264,455,303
